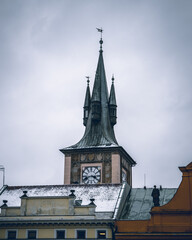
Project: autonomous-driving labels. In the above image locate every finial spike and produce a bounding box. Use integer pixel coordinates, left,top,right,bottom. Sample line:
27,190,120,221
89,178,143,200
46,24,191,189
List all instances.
96,28,103,51
112,74,115,84
86,76,90,86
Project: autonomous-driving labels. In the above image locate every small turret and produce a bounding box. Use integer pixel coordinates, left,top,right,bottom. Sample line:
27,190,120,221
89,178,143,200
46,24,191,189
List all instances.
109,75,117,126
83,77,91,126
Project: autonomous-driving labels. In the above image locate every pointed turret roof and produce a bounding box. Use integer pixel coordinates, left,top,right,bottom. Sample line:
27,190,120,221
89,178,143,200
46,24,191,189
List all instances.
66,38,118,149
84,77,91,108
109,75,117,106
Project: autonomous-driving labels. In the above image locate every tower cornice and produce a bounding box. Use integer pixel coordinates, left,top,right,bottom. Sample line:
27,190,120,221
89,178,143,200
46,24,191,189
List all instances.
60,146,136,166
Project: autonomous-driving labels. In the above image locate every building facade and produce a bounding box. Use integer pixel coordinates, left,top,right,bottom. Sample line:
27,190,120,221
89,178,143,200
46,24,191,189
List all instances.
115,162,192,239
0,184,121,239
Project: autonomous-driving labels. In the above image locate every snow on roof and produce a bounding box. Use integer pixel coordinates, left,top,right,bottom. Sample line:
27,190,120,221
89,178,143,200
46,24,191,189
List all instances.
0,184,123,213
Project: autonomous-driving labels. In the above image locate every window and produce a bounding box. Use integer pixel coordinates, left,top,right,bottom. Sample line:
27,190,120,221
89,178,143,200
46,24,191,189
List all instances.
122,169,127,183
56,230,65,239
7,231,16,239
97,230,106,239
27,230,37,239
77,230,86,239
85,109,88,118
110,108,116,117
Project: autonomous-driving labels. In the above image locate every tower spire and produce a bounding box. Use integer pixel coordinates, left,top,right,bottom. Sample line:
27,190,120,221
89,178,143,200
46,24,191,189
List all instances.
69,33,118,148
60,34,136,185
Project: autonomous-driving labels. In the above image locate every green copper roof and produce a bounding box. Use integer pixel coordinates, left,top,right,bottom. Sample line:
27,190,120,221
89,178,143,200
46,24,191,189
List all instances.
109,76,117,106
83,78,91,108
68,39,118,149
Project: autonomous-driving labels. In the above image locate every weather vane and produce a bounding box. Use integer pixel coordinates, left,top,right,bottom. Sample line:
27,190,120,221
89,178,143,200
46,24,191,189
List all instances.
96,28,103,38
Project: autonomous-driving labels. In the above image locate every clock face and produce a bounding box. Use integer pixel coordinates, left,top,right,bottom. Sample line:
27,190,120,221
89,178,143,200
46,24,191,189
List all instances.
82,166,101,184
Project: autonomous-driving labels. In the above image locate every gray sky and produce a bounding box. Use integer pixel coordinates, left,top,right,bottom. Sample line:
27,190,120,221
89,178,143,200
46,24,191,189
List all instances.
0,0,192,188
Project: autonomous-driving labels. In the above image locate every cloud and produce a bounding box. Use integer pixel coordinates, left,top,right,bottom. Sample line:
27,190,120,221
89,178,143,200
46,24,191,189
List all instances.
0,0,192,187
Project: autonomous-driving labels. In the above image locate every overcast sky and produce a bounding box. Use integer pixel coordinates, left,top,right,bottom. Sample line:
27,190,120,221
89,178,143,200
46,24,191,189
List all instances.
0,0,192,189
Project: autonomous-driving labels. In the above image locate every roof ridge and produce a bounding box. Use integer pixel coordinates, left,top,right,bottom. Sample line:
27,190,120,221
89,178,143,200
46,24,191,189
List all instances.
6,183,123,189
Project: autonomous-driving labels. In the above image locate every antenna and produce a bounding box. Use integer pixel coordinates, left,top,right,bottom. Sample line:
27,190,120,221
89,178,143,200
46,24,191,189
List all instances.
0,165,5,186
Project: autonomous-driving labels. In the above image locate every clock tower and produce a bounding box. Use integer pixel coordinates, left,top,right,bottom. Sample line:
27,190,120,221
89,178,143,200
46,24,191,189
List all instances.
60,36,136,186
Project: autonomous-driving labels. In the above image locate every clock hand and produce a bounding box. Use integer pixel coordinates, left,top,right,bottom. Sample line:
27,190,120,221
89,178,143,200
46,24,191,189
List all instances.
88,175,96,179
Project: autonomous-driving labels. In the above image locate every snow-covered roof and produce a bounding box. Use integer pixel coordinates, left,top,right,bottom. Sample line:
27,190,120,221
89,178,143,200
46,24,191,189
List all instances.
0,184,123,213
0,185,178,221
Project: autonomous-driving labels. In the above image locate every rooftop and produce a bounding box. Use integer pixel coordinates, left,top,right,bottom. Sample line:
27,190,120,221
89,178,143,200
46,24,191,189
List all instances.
0,184,177,221
0,184,123,214
121,187,177,220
